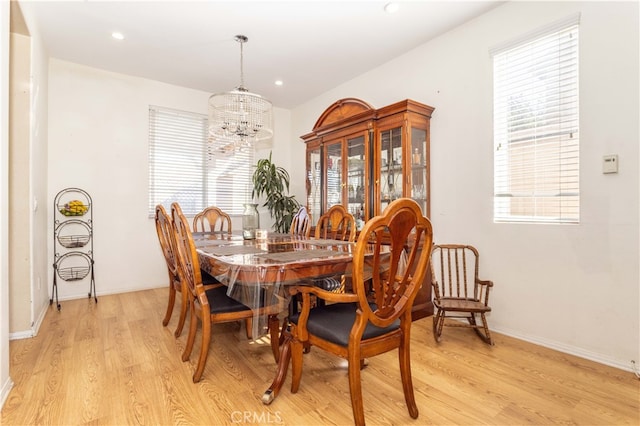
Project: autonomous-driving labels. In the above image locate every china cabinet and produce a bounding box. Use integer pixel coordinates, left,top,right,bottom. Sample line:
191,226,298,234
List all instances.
302,98,435,319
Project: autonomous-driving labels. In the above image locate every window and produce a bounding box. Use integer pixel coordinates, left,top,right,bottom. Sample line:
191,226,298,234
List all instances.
492,16,579,223
148,106,254,217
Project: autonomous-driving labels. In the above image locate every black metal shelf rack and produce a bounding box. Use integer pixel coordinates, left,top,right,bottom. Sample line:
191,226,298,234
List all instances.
51,187,97,310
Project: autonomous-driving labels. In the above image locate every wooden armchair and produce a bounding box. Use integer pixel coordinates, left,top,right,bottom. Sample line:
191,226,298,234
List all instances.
314,204,356,242
290,206,311,238
289,198,434,425
192,206,232,233
430,244,494,345
171,202,281,382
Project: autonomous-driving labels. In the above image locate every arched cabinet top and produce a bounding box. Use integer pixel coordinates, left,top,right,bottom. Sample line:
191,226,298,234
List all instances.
312,98,375,131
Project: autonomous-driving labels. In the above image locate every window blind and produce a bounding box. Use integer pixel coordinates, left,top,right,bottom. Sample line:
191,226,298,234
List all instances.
493,22,579,224
148,106,254,217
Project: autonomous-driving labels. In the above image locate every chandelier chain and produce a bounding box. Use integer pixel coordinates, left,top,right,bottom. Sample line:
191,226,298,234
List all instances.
239,39,245,89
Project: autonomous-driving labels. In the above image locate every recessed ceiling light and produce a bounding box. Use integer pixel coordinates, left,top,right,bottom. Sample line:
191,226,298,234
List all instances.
111,32,125,40
275,80,283,86
384,2,399,14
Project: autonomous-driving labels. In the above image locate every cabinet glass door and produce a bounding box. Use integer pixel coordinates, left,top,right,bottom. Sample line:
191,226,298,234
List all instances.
409,127,428,216
379,127,403,212
347,135,366,229
325,142,343,209
306,145,322,221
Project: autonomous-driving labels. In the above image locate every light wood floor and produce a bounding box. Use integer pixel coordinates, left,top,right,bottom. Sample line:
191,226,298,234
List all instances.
2,288,638,425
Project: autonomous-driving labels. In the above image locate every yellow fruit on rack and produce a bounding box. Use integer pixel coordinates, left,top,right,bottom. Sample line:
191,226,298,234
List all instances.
60,200,88,216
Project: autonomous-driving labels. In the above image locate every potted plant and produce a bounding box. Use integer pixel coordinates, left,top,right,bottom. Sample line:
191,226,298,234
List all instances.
252,152,300,233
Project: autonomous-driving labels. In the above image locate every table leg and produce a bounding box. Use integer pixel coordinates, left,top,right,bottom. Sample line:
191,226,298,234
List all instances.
262,329,292,404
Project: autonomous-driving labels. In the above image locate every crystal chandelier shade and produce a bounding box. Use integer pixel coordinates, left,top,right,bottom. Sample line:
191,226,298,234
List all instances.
208,35,273,151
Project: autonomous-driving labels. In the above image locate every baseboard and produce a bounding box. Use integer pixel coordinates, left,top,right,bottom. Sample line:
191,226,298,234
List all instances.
9,329,34,340
0,376,14,411
9,299,50,341
493,326,634,372
54,284,164,302
32,299,48,335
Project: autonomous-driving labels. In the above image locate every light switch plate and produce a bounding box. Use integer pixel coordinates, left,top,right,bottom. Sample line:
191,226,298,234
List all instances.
603,154,618,174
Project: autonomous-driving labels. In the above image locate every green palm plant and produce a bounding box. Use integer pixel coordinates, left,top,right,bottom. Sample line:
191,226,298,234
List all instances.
252,152,300,233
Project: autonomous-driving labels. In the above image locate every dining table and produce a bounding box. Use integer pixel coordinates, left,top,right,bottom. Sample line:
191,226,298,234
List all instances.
193,230,364,404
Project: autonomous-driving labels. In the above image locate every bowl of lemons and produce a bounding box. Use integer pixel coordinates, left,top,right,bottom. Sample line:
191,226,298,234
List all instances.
59,200,89,216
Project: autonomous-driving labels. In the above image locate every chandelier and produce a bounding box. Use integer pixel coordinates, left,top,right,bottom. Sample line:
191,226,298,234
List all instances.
208,35,273,151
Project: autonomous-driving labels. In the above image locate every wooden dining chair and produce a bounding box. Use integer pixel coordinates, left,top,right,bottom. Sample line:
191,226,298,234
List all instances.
170,202,281,383
430,244,494,345
155,204,189,337
314,205,359,294
289,198,434,426
314,204,356,242
192,206,232,233
290,206,311,238
155,204,224,337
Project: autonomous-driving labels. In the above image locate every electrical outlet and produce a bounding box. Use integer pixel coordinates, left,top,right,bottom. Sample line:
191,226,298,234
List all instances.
602,154,618,174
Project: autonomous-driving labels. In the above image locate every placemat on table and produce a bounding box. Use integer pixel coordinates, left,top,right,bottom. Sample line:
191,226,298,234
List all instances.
302,239,352,246
254,249,348,263
194,239,235,248
200,245,267,256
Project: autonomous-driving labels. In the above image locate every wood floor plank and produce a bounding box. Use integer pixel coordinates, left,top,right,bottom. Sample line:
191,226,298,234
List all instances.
2,289,638,425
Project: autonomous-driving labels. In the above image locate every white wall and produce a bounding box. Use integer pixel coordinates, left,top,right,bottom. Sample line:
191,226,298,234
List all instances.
8,32,30,334
0,0,13,409
47,60,291,301
290,1,639,370
8,0,52,341
25,7,50,340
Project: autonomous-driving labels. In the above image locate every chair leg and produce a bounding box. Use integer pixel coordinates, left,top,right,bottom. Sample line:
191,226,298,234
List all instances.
467,313,477,327
268,315,280,363
347,348,365,426
162,281,176,327
182,300,198,362
467,313,493,345
193,315,212,383
174,288,188,338
245,318,253,340
433,309,444,342
290,333,304,393
279,317,289,346
476,313,494,345
399,330,419,419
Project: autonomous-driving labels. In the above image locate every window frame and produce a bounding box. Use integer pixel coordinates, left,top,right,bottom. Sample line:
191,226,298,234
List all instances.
148,105,254,217
491,15,580,224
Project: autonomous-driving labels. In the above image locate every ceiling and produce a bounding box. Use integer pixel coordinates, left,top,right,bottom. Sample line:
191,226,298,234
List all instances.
17,1,502,109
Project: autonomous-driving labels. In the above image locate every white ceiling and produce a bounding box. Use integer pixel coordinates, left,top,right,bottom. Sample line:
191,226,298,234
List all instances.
18,0,502,109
